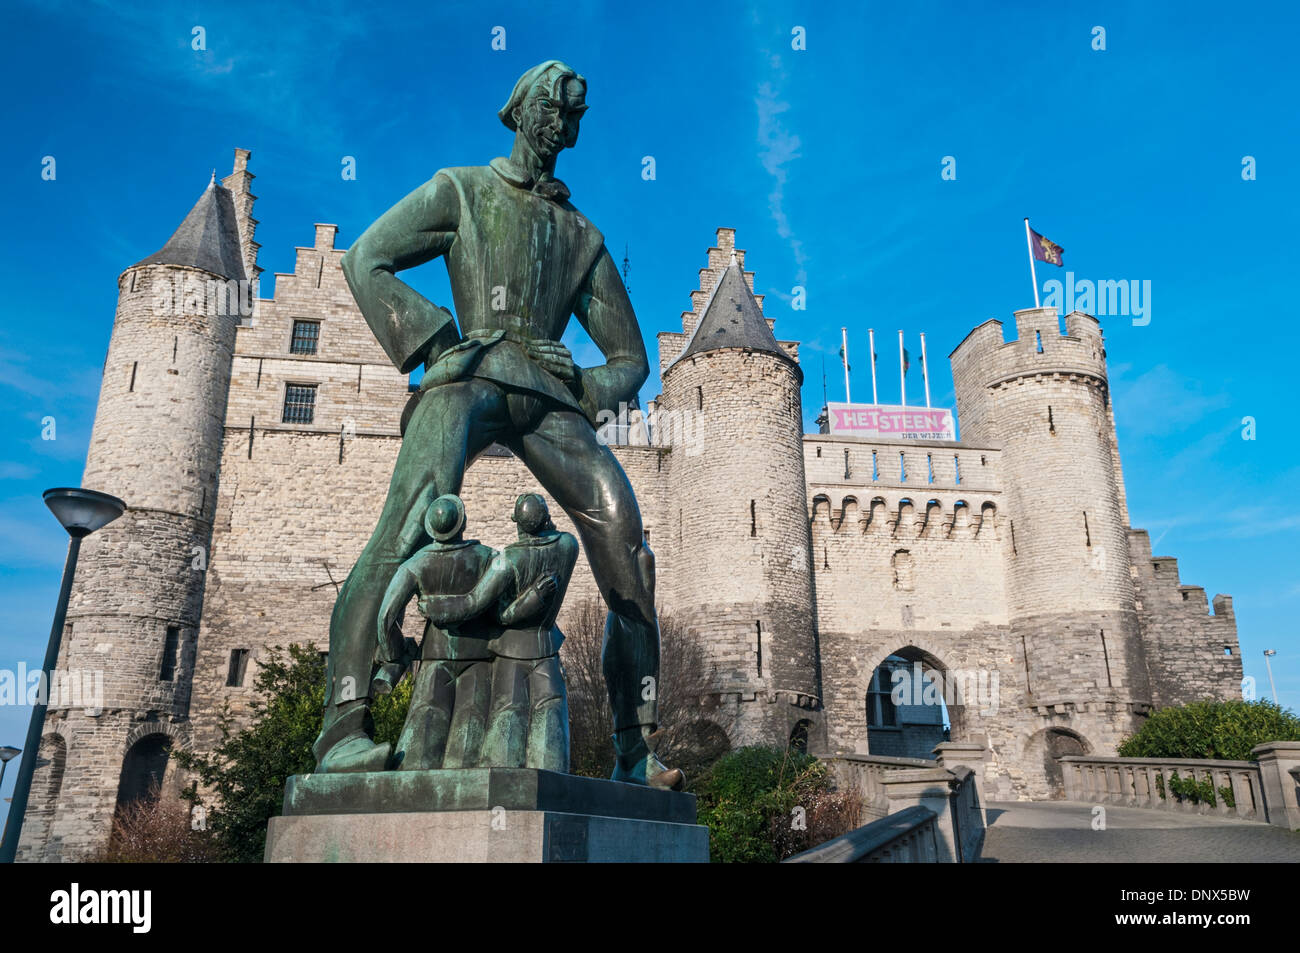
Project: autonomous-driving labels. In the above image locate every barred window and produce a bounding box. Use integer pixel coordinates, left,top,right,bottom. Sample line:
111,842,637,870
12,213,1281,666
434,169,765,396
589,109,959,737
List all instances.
282,383,317,424
290,320,320,354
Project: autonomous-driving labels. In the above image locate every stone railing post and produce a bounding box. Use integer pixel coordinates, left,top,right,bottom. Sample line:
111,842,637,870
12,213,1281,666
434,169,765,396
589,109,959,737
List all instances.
1251,742,1300,830
933,741,988,824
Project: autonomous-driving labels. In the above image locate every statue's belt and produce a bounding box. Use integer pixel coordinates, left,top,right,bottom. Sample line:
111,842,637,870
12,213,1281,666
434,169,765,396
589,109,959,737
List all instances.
401,322,586,435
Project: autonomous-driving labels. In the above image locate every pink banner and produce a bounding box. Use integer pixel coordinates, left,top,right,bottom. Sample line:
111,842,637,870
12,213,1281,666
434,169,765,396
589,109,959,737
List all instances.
826,403,955,440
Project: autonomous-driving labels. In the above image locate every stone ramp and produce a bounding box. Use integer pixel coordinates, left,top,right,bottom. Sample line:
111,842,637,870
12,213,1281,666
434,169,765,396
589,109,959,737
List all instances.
981,800,1300,863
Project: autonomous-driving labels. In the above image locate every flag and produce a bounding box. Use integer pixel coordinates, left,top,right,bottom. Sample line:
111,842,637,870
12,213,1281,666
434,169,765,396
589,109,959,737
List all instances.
903,348,911,375
839,343,851,372
1028,227,1065,266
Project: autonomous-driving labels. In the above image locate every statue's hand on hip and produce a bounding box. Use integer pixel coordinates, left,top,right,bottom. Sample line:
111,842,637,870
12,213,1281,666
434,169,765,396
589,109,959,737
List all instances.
526,340,577,383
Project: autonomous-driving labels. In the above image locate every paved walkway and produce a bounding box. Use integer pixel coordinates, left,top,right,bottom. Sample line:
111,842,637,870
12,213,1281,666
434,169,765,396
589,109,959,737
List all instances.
981,800,1300,863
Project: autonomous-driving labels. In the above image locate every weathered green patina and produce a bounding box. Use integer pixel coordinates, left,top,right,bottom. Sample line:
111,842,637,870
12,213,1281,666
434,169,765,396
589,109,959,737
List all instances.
314,60,682,791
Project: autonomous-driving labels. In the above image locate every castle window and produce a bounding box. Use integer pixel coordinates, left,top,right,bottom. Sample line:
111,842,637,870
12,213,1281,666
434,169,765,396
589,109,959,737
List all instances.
1083,511,1091,547
844,448,851,479
226,649,251,687
282,383,317,424
750,500,757,537
954,455,962,484
129,361,138,392
1048,405,1056,435
892,549,914,591
927,453,934,484
290,320,320,355
755,620,763,676
866,667,898,728
872,450,878,481
1224,646,1233,656
159,626,180,682
1035,330,1043,353
899,452,907,482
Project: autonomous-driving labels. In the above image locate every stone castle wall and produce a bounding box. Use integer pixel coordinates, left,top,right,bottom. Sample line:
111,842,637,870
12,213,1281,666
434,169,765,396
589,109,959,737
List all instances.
17,164,1249,858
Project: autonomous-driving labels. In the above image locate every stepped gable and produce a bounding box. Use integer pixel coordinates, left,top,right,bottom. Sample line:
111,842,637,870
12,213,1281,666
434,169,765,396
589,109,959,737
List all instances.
133,176,247,281
673,254,797,376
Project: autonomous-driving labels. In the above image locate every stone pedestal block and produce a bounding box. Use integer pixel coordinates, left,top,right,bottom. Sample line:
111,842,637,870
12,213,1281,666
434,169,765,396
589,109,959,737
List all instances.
264,768,709,863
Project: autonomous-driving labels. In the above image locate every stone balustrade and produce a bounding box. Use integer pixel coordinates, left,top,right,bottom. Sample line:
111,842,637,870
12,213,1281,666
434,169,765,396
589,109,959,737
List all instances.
783,805,940,863
816,741,989,862
1060,755,1267,821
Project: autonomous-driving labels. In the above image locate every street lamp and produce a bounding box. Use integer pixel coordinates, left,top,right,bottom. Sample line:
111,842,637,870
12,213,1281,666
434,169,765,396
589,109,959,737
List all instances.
0,747,20,799
1264,650,1279,706
0,488,124,864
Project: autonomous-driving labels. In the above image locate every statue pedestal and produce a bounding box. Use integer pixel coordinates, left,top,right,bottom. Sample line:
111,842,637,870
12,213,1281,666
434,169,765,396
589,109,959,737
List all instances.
264,768,709,863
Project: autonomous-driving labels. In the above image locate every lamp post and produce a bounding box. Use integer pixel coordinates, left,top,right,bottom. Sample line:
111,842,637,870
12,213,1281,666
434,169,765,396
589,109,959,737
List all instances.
1263,650,1279,705
0,747,20,800
0,488,124,863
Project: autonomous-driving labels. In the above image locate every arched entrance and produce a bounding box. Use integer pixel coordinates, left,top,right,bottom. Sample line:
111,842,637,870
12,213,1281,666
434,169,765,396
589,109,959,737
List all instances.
115,733,172,810
866,646,963,760
1024,727,1091,799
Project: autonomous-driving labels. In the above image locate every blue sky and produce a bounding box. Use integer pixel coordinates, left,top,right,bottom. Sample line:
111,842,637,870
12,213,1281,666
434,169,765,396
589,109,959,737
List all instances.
2,1,1297,821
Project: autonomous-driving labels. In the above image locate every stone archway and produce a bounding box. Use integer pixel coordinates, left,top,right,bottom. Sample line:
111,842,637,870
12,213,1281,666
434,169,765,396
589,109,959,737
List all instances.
865,645,963,760
115,733,173,810
1023,727,1091,799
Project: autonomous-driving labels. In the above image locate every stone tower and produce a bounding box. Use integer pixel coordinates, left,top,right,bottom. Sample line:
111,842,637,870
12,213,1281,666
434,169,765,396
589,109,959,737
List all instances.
18,153,256,860
656,228,822,749
949,307,1151,784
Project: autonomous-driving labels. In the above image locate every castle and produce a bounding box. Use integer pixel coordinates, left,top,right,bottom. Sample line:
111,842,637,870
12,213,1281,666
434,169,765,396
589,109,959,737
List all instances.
17,151,1243,861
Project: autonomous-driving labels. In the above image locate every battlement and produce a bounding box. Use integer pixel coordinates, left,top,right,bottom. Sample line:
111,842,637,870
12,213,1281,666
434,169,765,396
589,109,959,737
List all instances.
950,307,1109,392
810,493,1001,542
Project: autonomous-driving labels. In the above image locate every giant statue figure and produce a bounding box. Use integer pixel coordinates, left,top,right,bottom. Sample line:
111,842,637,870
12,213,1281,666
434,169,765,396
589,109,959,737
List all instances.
316,60,682,790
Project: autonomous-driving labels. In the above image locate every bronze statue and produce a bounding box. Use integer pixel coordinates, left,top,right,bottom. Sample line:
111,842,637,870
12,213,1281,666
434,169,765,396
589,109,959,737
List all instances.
316,60,682,790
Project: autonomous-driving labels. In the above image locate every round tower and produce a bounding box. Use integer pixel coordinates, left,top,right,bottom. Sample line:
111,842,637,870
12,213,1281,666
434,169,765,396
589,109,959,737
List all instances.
658,232,821,750
19,165,253,860
950,306,1149,792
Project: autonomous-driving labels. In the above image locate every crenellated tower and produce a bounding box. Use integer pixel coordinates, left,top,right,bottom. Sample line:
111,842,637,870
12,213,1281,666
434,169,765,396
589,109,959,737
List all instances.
656,228,822,749
950,307,1151,785
18,152,254,861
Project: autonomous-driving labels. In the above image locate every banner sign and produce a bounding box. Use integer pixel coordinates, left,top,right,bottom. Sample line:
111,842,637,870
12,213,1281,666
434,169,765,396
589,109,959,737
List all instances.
826,402,955,441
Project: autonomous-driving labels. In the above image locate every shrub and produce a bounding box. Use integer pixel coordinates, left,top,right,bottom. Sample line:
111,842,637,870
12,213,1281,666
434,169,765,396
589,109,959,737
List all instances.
86,783,222,863
692,746,860,863
178,644,410,862
1116,699,1300,762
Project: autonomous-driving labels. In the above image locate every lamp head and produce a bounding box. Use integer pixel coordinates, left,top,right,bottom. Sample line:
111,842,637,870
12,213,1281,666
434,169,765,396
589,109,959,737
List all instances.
43,488,126,538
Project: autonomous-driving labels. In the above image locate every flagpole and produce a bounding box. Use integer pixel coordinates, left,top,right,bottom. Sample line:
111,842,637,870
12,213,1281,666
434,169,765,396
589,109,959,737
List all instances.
1024,217,1041,308
920,332,931,408
841,327,851,403
898,329,906,407
868,328,878,404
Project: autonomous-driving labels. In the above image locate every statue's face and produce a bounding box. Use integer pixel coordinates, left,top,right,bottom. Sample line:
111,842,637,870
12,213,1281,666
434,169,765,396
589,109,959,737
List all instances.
516,75,586,160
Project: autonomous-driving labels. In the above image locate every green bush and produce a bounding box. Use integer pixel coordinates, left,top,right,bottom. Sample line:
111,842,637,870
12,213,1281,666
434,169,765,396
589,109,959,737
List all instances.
178,644,410,862
1116,699,1300,762
691,746,859,863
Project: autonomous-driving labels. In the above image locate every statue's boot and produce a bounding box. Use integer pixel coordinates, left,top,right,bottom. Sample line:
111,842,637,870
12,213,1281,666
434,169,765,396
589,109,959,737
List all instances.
313,700,392,773
611,725,684,791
